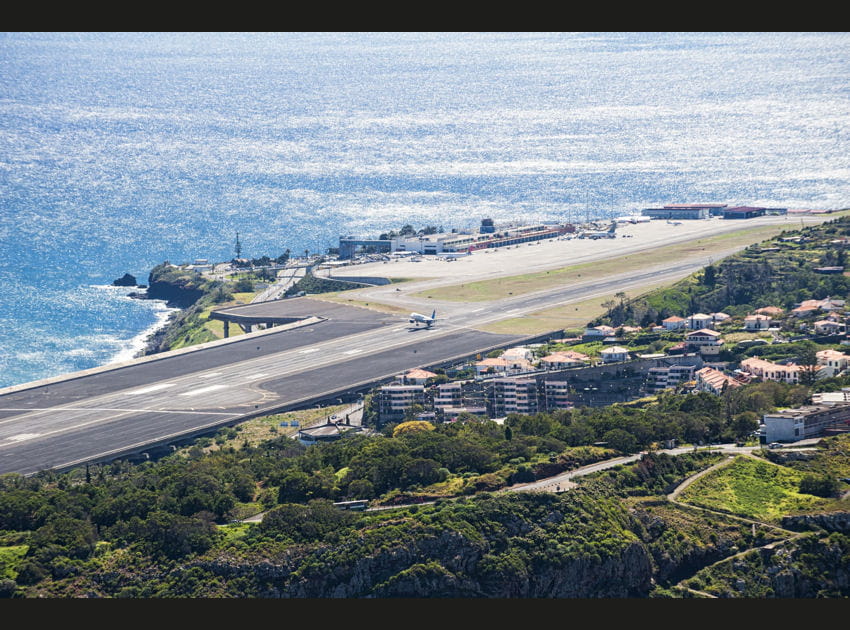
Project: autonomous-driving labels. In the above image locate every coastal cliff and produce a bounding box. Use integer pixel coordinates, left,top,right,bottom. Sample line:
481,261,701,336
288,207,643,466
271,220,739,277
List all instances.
136,262,231,355
145,263,210,308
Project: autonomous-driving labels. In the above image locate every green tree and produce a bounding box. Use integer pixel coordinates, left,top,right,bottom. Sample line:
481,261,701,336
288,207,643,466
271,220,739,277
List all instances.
601,428,638,453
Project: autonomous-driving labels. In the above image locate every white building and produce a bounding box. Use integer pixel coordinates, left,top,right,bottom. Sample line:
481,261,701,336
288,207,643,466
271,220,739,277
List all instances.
740,357,803,384
743,314,772,331
816,349,850,372
762,403,850,443
661,316,687,330
685,329,723,348
687,313,714,330
600,346,630,363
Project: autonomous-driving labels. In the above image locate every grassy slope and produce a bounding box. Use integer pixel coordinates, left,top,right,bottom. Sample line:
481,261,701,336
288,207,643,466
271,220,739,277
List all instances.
676,455,833,523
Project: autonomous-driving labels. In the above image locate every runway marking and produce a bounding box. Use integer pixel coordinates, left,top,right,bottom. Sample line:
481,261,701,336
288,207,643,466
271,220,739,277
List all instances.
198,372,222,379
6,433,40,442
179,385,227,397
0,407,235,415
127,383,176,395
245,373,268,380
344,349,362,355
299,348,319,354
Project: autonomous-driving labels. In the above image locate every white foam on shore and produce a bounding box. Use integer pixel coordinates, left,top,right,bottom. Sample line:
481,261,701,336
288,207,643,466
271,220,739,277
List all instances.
108,298,179,365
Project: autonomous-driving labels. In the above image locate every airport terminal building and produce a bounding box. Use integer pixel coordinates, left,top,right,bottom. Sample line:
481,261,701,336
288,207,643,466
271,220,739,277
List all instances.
641,204,727,220
338,219,574,259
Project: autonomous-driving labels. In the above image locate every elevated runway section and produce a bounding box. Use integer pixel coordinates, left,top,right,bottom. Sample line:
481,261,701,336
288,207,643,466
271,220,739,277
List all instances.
209,299,317,336
0,297,528,475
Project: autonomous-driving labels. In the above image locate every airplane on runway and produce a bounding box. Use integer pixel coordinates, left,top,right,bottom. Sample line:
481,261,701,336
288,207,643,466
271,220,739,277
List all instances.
578,222,617,239
409,309,437,328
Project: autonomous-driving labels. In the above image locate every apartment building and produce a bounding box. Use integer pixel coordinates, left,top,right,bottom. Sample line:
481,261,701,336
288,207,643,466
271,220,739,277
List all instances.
488,378,539,417
762,403,850,443
377,384,427,423
646,364,697,393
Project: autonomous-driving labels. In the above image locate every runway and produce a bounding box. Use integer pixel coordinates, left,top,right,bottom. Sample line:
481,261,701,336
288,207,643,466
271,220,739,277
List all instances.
1,214,840,476
0,299,524,475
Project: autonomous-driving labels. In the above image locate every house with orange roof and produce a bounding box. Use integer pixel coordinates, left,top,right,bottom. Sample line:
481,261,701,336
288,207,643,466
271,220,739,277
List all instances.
813,319,846,335
539,351,589,370
740,357,804,384
662,315,687,331
403,368,438,385
474,357,509,377
816,349,850,374
744,314,772,331
600,346,630,363
695,366,742,395
755,306,784,316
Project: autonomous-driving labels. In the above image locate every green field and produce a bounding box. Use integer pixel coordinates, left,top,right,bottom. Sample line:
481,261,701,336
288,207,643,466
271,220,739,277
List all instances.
677,455,833,522
0,545,27,580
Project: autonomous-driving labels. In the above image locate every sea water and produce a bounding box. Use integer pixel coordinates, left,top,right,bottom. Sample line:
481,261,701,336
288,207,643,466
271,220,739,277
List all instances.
1,32,849,388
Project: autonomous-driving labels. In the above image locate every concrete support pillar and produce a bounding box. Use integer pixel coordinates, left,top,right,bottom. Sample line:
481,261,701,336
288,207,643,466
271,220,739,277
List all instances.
223,320,229,338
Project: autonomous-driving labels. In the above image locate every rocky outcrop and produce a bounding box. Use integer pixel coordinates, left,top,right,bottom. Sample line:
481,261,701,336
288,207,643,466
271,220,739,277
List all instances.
782,511,850,532
111,273,138,287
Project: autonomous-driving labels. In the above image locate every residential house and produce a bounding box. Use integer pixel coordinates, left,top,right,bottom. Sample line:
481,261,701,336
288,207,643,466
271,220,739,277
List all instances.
687,313,714,330
403,368,437,385
600,346,630,363
791,301,822,317
792,297,846,317
821,297,845,311
711,312,731,324
475,357,509,377
583,324,616,338
539,350,589,370
743,314,772,331
662,316,687,331
685,328,723,348
739,356,803,384
499,347,536,373
816,349,850,374
501,347,534,363
813,319,846,335
695,366,742,395
755,306,784,317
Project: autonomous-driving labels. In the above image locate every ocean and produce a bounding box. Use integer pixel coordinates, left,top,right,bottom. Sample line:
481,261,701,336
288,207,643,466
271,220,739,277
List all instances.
1,31,849,389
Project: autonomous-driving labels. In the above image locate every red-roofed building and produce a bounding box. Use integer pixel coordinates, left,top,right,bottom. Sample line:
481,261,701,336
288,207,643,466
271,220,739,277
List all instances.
695,367,742,394
740,357,804,384
744,314,772,330
662,315,687,331
403,368,438,385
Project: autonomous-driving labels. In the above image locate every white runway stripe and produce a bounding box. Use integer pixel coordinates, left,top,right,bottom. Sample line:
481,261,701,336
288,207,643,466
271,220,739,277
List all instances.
179,385,226,397
127,383,175,395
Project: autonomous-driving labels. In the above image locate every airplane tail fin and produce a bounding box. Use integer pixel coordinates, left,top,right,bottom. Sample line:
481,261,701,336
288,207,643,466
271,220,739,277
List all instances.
431,310,436,320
